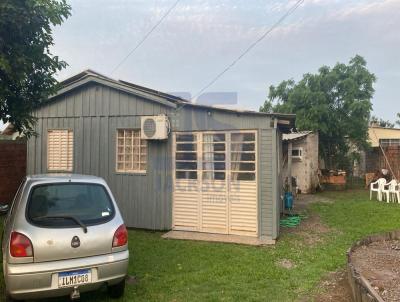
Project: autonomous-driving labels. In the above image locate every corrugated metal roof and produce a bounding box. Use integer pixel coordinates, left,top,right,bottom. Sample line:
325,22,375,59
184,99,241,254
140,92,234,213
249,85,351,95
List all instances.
282,131,313,141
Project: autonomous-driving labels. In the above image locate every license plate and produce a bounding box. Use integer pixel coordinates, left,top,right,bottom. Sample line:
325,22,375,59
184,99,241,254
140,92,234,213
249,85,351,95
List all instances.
58,269,91,288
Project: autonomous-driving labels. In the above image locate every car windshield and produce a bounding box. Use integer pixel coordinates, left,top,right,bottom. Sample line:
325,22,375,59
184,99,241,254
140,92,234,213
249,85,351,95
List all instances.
27,183,115,228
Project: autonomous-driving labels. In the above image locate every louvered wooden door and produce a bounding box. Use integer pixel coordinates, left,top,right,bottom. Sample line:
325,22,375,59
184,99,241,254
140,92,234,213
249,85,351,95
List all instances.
173,131,258,237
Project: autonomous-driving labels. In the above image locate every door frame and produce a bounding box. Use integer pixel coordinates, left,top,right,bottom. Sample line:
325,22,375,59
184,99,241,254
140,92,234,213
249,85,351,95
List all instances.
172,129,258,236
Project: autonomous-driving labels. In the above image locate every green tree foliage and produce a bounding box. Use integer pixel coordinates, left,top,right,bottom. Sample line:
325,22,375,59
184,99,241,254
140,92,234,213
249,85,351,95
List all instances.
0,0,71,136
260,55,376,170
396,113,400,127
370,116,395,128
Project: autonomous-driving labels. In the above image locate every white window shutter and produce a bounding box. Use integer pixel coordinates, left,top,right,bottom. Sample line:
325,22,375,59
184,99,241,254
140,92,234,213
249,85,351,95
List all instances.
47,130,74,171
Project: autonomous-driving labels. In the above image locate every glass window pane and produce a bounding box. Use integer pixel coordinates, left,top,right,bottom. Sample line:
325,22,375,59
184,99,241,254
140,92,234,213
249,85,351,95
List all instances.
176,134,196,142
245,163,255,171
212,134,225,142
28,183,115,227
202,143,225,152
176,162,197,170
231,133,255,142
203,172,226,180
238,143,255,151
116,129,147,173
202,162,226,170
231,153,255,161
213,153,225,161
232,172,255,181
176,171,197,179
176,153,197,161
177,143,196,151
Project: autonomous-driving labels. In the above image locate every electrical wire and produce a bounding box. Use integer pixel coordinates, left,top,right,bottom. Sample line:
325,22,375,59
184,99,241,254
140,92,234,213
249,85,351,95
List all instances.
188,0,305,103
110,0,182,75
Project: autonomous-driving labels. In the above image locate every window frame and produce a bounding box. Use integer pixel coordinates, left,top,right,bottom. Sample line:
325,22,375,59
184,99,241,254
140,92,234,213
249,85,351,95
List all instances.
379,139,400,147
115,128,148,174
291,147,303,160
47,129,74,172
174,133,198,180
173,130,257,182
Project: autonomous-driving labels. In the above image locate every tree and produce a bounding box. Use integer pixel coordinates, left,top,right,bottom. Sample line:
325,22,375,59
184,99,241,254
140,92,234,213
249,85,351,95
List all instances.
0,0,71,137
370,116,395,128
260,55,376,170
396,113,400,127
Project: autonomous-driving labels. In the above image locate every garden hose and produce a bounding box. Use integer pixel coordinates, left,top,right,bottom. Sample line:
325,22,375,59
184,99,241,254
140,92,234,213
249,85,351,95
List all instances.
280,213,308,228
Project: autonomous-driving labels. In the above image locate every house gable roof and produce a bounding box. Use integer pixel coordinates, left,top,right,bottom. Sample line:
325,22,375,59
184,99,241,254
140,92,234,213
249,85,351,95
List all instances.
46,70,295,129
51,69,180,108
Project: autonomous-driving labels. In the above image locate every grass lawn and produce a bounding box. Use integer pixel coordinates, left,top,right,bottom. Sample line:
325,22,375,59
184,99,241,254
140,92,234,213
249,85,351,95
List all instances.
2,190,400,301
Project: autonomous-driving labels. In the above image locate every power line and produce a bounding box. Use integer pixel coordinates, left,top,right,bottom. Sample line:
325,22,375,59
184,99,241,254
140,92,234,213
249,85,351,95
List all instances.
189,0,305,102
111,0,182,75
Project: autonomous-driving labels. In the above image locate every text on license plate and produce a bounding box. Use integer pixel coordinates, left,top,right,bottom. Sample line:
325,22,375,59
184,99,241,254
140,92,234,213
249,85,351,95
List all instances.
58,269,92,288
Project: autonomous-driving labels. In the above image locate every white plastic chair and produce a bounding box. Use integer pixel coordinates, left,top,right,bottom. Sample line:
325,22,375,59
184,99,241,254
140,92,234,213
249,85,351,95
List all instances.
370,178,386,201
382,179,397,203
389,180,400,203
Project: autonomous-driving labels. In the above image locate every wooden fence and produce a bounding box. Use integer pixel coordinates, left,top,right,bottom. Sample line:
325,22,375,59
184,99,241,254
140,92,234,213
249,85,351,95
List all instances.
0,140,26,203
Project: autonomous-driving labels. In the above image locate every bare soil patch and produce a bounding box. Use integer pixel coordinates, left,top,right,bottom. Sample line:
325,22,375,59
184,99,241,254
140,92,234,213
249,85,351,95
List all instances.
282,194,335,246
311,269,353,302
276,258,297,269
284,214,332,246
292,194,352,302
350,239,400,302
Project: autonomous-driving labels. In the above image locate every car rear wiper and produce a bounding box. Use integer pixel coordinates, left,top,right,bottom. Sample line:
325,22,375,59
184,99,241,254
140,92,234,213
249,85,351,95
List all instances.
33,215,88,233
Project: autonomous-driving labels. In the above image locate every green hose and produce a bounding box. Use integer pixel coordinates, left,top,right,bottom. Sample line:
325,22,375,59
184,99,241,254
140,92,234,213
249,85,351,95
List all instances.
280,213,307,228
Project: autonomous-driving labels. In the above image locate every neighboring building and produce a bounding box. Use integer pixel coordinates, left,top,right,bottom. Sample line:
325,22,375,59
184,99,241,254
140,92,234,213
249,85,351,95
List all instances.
361,126,400,180
368,126,400,148
282,131,319,194
26,70,295,244
0,123,21,140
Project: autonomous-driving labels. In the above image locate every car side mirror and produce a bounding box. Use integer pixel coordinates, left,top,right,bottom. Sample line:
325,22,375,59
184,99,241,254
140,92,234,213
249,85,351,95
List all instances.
0,204,10,215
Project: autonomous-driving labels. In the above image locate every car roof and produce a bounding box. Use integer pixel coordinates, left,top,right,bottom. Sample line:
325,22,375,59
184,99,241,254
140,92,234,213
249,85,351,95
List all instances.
26,174,104,184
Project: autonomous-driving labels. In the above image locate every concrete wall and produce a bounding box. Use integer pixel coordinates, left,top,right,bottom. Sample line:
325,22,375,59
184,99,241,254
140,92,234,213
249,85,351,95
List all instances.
283,133,319,194
368,127,400,147
0,140,26,203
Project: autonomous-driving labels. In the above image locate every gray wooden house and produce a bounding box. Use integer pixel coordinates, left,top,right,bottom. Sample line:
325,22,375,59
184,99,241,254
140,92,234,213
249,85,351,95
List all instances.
27,70,294,244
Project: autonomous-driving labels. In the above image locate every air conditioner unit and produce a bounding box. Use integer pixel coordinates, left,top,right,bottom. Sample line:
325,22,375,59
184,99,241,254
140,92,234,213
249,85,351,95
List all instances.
141,115,170,140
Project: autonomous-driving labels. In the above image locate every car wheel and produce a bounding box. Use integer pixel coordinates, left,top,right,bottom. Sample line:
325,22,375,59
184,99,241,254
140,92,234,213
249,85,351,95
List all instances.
108,279,126,299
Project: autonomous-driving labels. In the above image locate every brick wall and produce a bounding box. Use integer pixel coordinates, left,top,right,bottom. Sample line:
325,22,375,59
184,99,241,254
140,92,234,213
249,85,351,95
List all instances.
365,146,400,180
0,140,26,203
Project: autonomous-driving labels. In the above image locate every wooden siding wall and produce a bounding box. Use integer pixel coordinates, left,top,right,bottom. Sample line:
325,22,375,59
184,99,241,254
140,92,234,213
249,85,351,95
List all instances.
28,83,173,230
27,81,277,237
259,129,274,238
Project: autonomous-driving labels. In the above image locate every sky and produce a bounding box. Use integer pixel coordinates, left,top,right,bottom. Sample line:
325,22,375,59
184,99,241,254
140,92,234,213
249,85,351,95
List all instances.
52,0,400,122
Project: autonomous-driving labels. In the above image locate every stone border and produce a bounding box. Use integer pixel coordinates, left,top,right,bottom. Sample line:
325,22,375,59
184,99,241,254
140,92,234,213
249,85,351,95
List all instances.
347,230,400,302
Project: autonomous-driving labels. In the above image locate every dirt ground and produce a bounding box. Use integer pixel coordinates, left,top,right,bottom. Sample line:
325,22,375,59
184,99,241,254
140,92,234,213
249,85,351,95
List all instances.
285,194,353,302
350,239,400,302
312,270,353,302
281,194,334,246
